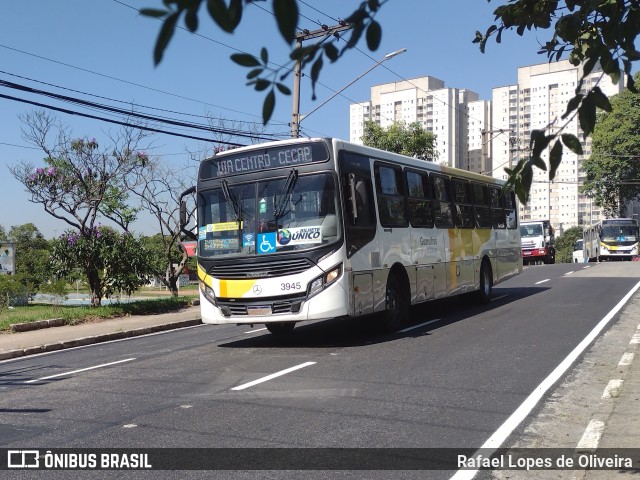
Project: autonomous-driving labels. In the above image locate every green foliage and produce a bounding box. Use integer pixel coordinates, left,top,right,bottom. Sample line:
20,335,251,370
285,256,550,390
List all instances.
361,121,439,161
581,72,640,217
142,0,385,124
50,226,153,306
7,223,51,296
554,226,584,263
0,274,27,313
475,0,640,203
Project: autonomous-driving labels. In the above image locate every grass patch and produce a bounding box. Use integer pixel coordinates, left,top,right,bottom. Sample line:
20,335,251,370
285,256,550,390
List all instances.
0,296,196,333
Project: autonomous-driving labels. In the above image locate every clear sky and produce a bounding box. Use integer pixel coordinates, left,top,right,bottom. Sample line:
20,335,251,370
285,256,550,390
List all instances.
1,0,548,239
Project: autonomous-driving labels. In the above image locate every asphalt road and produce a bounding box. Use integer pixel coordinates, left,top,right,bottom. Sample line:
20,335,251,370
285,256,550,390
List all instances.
1,262,638,480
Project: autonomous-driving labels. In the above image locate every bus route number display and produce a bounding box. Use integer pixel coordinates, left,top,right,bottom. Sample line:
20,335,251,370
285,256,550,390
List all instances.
203,142,329,178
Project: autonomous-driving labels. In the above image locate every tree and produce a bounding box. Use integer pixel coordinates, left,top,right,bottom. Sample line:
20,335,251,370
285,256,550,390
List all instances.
7,223,51,297
581,72,640,217
361,121,438,161
129,160,197,296
554,226,583,263
0,225,6,240
475,0,638,203
50,227,152,304
10,111,153,306
143,0,640,204
142,0,385,124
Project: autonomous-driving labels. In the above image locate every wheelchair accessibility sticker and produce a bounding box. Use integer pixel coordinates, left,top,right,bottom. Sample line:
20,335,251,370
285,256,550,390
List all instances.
257,232,276,254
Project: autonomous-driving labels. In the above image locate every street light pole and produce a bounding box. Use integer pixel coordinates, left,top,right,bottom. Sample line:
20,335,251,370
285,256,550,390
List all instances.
297,48,407,130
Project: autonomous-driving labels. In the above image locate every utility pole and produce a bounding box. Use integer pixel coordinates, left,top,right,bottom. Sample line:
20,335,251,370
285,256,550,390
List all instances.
291,23,351,138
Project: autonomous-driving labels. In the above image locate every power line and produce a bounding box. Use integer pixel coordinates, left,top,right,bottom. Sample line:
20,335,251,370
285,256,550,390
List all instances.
0,43,288,126
0,70,274,127
0,78,284,141
0,92,245,146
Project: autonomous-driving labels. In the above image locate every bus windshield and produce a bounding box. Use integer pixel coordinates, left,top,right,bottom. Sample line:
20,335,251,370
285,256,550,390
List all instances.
600,224,638,243
520,224,543,238
198,172,340,258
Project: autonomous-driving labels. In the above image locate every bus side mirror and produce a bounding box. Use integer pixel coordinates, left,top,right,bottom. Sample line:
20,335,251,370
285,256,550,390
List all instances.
179,186,197,240
180,200,187,227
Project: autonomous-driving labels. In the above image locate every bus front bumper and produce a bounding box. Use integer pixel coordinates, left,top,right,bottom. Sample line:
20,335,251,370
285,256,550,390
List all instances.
199,278,349,325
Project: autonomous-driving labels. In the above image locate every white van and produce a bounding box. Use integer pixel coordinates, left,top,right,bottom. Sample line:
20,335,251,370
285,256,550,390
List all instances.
572,238,584,263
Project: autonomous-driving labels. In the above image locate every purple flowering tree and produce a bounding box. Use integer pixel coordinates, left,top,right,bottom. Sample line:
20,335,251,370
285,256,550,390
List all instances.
10,111,154,306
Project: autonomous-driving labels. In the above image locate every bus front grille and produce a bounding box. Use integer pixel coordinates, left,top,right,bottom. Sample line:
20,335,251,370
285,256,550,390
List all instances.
210,258,313,279
217,295,305,317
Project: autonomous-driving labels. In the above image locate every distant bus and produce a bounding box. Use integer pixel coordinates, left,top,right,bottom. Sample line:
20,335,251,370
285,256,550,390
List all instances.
583,218,639,262
572,238,584,263
180,137,522,334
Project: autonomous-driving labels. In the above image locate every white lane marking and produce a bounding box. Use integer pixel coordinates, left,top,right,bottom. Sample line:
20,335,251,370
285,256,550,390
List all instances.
25,358,136,384
450,278,640,480
231,362,316,391
602,379,623,399
244,327,267,334
576,419,605,450
535,279,550,285
582,265,591,269
399,319,441,333
0,324,205,365
630,333,640,345
564,271,575,275
619,352,634,366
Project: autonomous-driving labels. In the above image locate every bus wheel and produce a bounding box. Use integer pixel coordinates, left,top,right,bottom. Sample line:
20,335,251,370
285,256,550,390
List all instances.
266,322,295,335
380,275,408,333
475,259,493,304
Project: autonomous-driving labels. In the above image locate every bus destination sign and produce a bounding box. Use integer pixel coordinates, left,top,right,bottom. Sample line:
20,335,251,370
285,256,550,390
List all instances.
203,142,329,178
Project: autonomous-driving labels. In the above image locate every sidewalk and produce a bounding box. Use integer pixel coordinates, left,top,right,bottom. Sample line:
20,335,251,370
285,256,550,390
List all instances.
0,305,202,361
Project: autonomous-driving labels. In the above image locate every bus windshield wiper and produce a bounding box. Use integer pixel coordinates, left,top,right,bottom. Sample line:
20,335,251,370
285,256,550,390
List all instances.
222,180,243,252
221,180,242,222
273,169,298,225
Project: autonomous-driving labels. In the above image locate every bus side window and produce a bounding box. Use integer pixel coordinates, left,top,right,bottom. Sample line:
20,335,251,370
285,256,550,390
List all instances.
489,186,506,229
374,163,408,228
452,179,474,228
339,151,377,258
406,170,434,228
503,189,517,229
472,183,492,228
432,175,454,228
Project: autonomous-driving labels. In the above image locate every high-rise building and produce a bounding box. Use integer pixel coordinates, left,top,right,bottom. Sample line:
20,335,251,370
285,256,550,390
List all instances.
349,77,490,172
491,60,624,232
349,61,624,232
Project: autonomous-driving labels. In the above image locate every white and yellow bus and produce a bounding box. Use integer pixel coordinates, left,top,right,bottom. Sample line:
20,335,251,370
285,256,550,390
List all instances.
181,138,522,334
583,218,639,262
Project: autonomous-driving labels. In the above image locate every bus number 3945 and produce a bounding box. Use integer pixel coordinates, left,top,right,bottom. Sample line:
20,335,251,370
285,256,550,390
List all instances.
281,282,302,291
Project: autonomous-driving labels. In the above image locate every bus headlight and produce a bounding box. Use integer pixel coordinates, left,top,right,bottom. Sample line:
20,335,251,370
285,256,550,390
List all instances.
308,264,342,298
199,281,217,306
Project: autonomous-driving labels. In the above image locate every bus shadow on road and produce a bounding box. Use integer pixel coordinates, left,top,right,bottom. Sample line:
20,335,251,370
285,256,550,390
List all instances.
217,286,549,349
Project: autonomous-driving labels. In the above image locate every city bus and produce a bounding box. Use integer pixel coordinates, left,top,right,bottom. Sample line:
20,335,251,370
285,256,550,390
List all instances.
180,138,522,334
583,218,639,262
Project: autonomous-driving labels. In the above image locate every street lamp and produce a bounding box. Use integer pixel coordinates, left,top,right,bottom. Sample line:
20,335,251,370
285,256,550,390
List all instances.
291,48,407,137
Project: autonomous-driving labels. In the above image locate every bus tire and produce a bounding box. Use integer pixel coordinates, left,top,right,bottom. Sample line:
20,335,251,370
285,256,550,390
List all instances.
380,275,408,333
475,259,493,304
266,322,296,335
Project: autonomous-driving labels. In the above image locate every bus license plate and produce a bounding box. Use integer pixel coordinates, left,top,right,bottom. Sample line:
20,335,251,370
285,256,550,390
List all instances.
247,306,272,316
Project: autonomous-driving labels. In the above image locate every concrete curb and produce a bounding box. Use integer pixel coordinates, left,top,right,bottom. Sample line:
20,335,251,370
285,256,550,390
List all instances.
0,318,202,361
11,318,66,332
